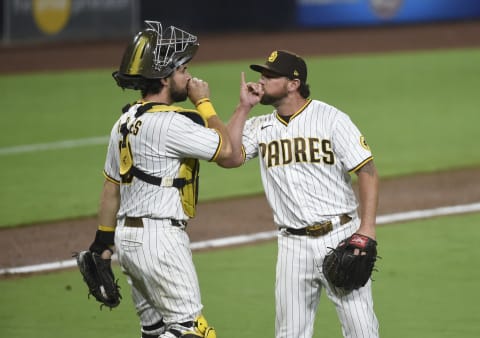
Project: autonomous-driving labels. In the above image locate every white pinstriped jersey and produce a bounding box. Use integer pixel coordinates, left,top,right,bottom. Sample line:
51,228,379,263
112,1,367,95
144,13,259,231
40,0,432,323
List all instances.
242,99,373,229
104,103,221,220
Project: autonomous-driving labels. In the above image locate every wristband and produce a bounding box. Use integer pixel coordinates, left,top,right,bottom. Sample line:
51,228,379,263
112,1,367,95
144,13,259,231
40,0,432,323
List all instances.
98,224,115,232
195,98,210,106
195,98,217,120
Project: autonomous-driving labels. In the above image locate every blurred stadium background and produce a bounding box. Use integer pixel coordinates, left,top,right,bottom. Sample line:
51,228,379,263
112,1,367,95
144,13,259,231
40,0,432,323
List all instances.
2,0,480,45
1,2,480,337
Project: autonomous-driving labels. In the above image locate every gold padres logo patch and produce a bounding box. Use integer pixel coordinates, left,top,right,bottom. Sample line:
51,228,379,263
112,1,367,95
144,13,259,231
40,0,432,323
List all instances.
360,136,371,151
268,51,278,62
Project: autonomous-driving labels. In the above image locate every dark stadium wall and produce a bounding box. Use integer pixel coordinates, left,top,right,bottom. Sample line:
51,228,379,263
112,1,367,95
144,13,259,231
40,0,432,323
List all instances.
2,0,480,45
139,0,297,33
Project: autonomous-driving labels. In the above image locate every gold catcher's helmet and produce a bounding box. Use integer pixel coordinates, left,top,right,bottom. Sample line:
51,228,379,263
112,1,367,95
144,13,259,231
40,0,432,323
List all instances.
113,20,199,90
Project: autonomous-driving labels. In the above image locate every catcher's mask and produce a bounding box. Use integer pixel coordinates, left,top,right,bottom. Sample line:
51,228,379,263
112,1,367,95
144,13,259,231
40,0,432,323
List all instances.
113,20,199,90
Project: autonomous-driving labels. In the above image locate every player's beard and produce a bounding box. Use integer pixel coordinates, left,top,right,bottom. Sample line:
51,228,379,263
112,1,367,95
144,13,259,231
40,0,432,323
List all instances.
260,90,288,106
169,79,188,103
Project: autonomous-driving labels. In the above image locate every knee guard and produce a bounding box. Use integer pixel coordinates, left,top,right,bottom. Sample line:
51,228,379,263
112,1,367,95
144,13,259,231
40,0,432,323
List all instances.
168,315,216,338
193,315,216,338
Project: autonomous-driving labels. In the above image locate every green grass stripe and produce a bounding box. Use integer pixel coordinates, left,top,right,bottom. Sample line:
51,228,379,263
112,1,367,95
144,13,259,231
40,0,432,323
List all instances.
0,48,479,227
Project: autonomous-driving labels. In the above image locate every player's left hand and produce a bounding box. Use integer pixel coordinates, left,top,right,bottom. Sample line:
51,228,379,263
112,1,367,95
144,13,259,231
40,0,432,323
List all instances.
74,250,122,309
322,233,378,291
355,222,376,242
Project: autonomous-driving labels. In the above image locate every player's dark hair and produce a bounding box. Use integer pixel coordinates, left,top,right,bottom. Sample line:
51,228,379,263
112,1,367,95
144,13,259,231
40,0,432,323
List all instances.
299,81,310,98
141,78,165,98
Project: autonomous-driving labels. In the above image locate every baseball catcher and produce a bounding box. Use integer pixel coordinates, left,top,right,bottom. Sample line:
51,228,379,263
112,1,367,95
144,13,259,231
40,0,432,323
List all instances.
323,233,378,291
74,226,121,309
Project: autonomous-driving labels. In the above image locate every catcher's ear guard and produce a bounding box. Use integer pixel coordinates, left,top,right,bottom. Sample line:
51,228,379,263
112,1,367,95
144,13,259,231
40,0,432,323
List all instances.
112,71,146,90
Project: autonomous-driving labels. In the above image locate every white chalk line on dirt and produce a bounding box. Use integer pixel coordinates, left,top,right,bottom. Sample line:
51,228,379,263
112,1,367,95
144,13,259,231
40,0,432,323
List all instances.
0,136,108,156
1,202,480,276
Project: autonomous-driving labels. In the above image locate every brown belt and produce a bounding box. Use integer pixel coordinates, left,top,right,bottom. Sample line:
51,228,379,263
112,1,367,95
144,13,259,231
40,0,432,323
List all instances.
283,214,352,237
124,217,187,228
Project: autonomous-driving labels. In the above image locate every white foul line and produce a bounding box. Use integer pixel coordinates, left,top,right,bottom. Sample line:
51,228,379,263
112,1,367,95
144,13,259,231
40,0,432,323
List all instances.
0,136,108,156
1,202,479,276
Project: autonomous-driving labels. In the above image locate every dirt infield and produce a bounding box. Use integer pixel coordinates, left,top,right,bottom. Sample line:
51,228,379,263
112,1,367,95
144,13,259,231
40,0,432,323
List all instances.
1,21,479,270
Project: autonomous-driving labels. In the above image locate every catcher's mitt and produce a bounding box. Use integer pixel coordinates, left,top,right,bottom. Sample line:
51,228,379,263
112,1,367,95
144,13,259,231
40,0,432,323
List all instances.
322,233,377,291
74,250,121,309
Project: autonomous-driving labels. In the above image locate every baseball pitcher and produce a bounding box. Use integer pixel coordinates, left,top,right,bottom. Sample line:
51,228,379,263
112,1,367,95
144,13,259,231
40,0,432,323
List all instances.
223,50,380,338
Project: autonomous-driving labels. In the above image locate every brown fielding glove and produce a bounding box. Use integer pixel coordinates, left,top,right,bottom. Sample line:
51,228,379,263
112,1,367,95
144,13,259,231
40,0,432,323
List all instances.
322,233,378,291
74,250,121,309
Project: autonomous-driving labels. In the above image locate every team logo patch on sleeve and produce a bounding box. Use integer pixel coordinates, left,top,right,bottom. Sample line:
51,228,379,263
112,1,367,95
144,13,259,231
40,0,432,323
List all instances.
360,136,371,151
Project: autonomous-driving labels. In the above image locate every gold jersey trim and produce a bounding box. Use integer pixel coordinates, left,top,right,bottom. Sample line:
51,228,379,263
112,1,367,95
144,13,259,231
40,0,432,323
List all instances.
103,171,120,185
209,130,223,162
275,99,312,126
349,156,374,173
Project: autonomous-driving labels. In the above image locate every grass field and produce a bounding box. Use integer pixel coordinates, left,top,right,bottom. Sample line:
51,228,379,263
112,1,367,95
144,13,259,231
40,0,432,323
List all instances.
0,48,479,227
1,38,479,338
1,212,479,338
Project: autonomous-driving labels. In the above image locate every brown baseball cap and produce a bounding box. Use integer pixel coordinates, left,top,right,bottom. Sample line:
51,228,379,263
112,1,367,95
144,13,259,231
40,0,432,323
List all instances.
250,50,307,83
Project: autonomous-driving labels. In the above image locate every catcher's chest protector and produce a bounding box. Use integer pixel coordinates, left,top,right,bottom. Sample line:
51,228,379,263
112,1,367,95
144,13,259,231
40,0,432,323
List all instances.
118,103,204,217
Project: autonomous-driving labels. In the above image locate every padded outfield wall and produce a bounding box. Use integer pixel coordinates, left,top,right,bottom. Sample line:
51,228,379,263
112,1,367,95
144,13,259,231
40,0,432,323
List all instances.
2,0,480,46
297,0,480,27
